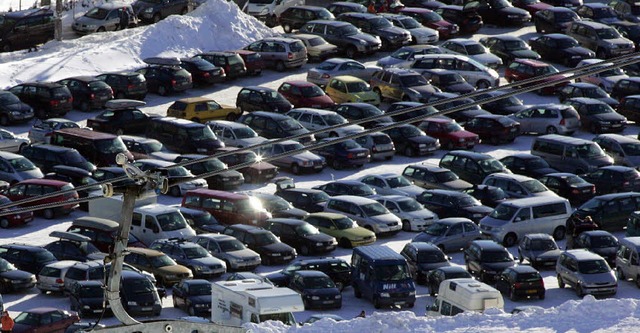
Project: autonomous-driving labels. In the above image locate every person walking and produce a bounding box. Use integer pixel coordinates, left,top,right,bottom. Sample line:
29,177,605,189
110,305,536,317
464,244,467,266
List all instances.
1,310,14,333
119,7,130,31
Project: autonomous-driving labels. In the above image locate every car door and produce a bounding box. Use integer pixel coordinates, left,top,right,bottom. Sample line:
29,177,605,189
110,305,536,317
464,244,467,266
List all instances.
512,207,534,238
461,221,480,247
0,129,23,152
445,222,466,250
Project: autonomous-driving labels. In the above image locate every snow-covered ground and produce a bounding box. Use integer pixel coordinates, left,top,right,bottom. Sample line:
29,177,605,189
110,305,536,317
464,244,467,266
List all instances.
1,1,639,332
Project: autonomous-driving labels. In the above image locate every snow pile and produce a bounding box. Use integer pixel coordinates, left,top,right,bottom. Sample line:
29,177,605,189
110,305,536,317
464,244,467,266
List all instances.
0,0,273,86
247,296,640,333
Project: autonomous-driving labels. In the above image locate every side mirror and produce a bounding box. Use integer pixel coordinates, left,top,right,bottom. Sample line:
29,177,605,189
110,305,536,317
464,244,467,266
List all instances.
514,217,521,222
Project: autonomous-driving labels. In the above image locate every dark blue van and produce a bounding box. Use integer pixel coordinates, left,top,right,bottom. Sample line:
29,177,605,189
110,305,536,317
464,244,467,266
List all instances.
351,245,416,309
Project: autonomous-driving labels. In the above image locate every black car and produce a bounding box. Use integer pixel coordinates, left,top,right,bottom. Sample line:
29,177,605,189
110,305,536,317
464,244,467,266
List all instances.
611,21,640,49
289,270,342,310
533,7,581,34
386,101,441,125
86,100,154,135
425,265,473,296
266,258,352,291
0,91,34,126
173,154,244,190
178,207,225,234
7,82,73,119
68,280,111,318
558,82,619,107
571,230,619,266
612,77,640,101
495,266,545,300
56,76,114,112
92,166,136,191
528,33,595,67
326,1,367,16
382,124,441,157
563,97,627,133
135,57,193,96
464,114,520,145
582,165,640,195
171,279,212,317
179,57,226,86
463,184,508,208
332,103,393,129
475,0,531,26
538,172,595,205
435,5,483,35
95,72,147,100
480,35,540,64
192,51,247,79
0,244,57,274
464,240,515,283
337,12,412,50
279,5,335,33
420,69,475,94
43,165,102,211
416,189,493,223
264,218,336,255
472,91,527,115
426,92,491,124
44,232,106,263
0,257,35,293
236,86,293,113
238,111,314,144
312,180,376,197
499,153,558,178
517,233,562,268
250,193,309,219
20,144,96,174
132,0,190,24
311,138,370,170
120,270,162,317
274,187,331,213
400,242,450,285
222,224,297,266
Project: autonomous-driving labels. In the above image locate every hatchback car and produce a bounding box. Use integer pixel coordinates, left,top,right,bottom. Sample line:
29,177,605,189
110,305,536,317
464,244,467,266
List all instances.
370,67,440,103
3,178,78,219
190,233,261,271
472,91,527,116
56,76,113,112
303,212,376,248
576,59,629,93
420,69,475,94
0,91,34,126
72,2,137,34
538,172,595,205
499,153,558,178
611,77,640,103
249,193,310,220
298,20,382,58
435,5,483,35
402,164,472,191
149,239,226,279
425,265,473,296
215,147,279,184
419,117,479,150
0,151,43,185
412,217,482,252
324,75,381,106
86,100,154,135
275,187,331,213
68,280,111,318
171,279,212,317
306,58,380,88
401,242,450,285
508,104,580,135
417,189,493,223
313,180,376,197
495,265,545,300
360,173,424,197
311,138,370,170
136,57,193,96
264,218,337,255
582,165,640,195
286,108,363,139
278,81,335,109
533,6,580,34
382,124,441,157
192,51,247,80
376,44,443,68
123,247,193,287
563,97,627,133
44,231,106,263
12,308,79,333
95,71,147,100
289,270,342,310
517,233,562,269
8,82,73,119
179,57,225,86
266,257,352,291
243,37,307,71
236,86,293,113
132,159,207,197
505,58,569,95
440,38,502,69
529,33,595,67
222,224,297,266
380,13,439,45
0,257,36,293
464,240,516,283
464,114,520,145
167,97,242,123
558,82,619,107
286,34,339,63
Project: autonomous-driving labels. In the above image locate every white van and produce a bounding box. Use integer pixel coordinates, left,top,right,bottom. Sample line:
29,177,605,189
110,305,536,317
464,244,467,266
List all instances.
479,196,571,247
427,278,504,316
130,204,196,246
616,237,640,286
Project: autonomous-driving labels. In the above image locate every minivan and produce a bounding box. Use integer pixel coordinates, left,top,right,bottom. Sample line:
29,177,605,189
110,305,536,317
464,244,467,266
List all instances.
593,133,640,167
567,20,635,59
439,150,511,184
0,8,54,53
479,196,572,247
66,216,146,253
556,249,617,297
243,37,308,72
482,173,557,199
351,245,416,309
571,192,640,231
130,204,197,246
324,195,402,236
427,278,504,316
615,236,640,286
531,134,614,174
20,144,96,174
181,189,272,226
50,127,134,167
145,117,225,155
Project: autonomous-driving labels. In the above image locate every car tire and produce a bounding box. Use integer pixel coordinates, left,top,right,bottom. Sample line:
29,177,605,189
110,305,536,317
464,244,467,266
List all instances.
503,233,517,247
402,220,411,232
291,163,301,175
576,284,584,297
169,186,181,197
43,208,55,220
173,297,178,308
553,226,566,240
546,126,558,134
345,46,357,59
335,281,345,292
1,43,12,52
97,27,106,32
340,238,351,249
404,146,415,157
283,23,292,33
299,245,309,256
0,219,9,229
181,7,188,15
275,61,286,72
509,287,518,301
332,159,342,170
354,284,362,298
0,115,9,126
476,80,490,89
226,113,238,121
616,267,625,280
188,306,195,316
153,14,161,23
557,274,565,288
158,85,168,96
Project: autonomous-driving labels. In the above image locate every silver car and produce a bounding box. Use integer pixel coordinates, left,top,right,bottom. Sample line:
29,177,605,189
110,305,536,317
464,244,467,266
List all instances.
376,45,443,68
72,3,137,35
306,58,380,87
206,120,268,148
440,38,503,69
508,104,581,135
190,234,262,271
286,108,364,139
28,118,80,144
0,129,29,153
575,59,629,93
0,151,44,184
359,173,425,198
375,195,438,232
556,249,617,297
412,218,482,252
258,139,325,174
353,133,395,161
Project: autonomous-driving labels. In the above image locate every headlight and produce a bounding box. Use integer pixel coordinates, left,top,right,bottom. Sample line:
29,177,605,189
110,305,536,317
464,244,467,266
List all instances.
82,305,90,309
11,111,20,115
610,44,619,49
193,265,204,271
301,160,312,167
316,242,323,246
127,301,137,306
311,296,320,300
335,295,342,299
221,177,229,181
144,7,153,13
419,143,426,148
195,303,207,308
380,292,390,297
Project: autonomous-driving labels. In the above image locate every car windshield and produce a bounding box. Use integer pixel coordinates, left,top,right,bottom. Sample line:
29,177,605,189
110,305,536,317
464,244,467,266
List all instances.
183,246,210,259
578,259,611,274
85,7,109,19
338,25,360,36
397,198,423,212
386,175,412,188
535,65,559,75
346,81,371,93
236,197,264,213
80,285,104,298
124,278,156,294
521,180,548,193
311,192,330,203
374,264,411,281
280,142,305,152
322,114,347,126
0,92,20,104
262,196,293,211
482,250,512,262
189,211,219,227
435,170,459,182
35,251,56,263
156,212,188,232
349,184,375,196
370,17,392,29
150,254,176,268
590,235,618,248
304,276,335,289
479,158,506,173
232,127,258,139
400,126,425,138
307,37,328,46
504,40,528,51
557,38,579,48
527,158,550,169
197,159,227,172
300,85,325,97
189,283,212,295
584,103,614,115
219,239,246,251
8,157,37,172
338,139,360,150
335,217,358,229
187,127,217,141
295,223,320,236
443,122,463,132
254,232,278,246
424,222,448,236
361,203,389,217
399,17,421,29
440,73,466,84
278,118,304,130
316,61,338,70
465,44,487,55
95,138,128,154
596,28,621,39
0,259,15,272
418,250,446,263
422,11,443,22
236,152,259,164
493,0,511,9
622,143,640,156
565,175,589,185
79,241,101,255
530,239,558,251
400,74,429,87
167,166,192,177
391,49,412,60
489,204,518,220
576,143,606,158
14,312,40,326
260,91,287,103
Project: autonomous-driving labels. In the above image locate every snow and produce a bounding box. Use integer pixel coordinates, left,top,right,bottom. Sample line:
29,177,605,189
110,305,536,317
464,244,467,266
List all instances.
0,0,639,332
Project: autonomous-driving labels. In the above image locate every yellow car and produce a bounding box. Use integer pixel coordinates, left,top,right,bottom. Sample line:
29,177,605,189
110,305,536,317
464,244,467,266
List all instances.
166,97,242,123
303,212,376,248
324,75,380,106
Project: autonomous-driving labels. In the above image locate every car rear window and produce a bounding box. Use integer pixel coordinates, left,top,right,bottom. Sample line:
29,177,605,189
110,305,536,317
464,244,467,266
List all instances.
372,134,392,144
128,74,146,83
289,41,305,52
174,69,192,78
170,101,188,111
229,55,243,65
52,87,71,98
39,266,61,277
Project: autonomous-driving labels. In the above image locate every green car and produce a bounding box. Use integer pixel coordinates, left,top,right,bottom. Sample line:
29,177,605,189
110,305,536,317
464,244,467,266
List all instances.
303,212,376,248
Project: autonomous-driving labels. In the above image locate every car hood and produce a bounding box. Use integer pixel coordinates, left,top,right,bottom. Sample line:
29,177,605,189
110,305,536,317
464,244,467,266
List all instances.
408,27,437,36
591,112,626,122
412,232,441,243
0,269,33,281
511,49,540,59
581,271,616,285
370,213,401,225
341,227,375,239
2,101,32,113
403,209,437,220
293,151,323,162
410,85,439,97
305,232,335,243
392,185,426,197
599,97,620,107
157,265,191,275
191,256,224,266
260,242,293,253
530,249,562,260
500,6,530,16
273,207,309,219
16,168,45,181
377,26,410,37
564,46,594,57
226,248,260,261
376,56,404,68
340,124,366,134
443,179,473,190
471,53,502,65
346,33,380,45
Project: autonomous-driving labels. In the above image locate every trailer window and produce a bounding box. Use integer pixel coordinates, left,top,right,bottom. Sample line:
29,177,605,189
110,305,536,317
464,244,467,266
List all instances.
230,302,242,319
441,301,452,316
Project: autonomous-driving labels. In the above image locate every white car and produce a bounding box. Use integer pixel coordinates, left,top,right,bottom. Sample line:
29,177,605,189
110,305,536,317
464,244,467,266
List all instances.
359,173,425,198
381,13,439,45
206,120,268,148
0,129,29,153
286,108,364,139
374,195,438,232
402,54,500,89
306,58,380,87
440,38,503,69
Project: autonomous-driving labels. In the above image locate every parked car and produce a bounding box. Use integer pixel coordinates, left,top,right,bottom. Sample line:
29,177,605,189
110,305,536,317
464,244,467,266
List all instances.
382,124,441,157
401,242,450,284
419,117,479,150
566,20,635,59
286,34,339,63
556,249,617,297
8,82,73,119
132,159,207,197
0,244,57,274
275,186,331,213
167,97,242,123
149,239,226,279
472,91,527,115
505,58,568,95
258,140,325,175
2,178,78,219
401,164,472,191
215,147,279,183
379,13,439,45
512,0,552,15
508,104,580,135
575,59,628,93
132,0,191,24
495,265,545,300
68,280,111,318
236,86,293,113
359,173,424,197
0,195,34,229
376,44,443,68
482,173,557,198
537,173,595,205
440,38,502,69
278,81,335,109
56,76,113,112
311,138,370,170
264,218,336,255
303,212,376,248
286,108,363,139
0,257,35,293
336,12,412,50
463,184,508,208
0,91,34,126
324,75,381,106
464,240,516,283
370,67,440,103
425,265,473,296
313,180,376,197
266,257,351,291
289,270,342,309
558,82,619,107
333,103,392,129
298,20,382,58
20,144,95,175
563,97,627,133
207,120,267,149
95,71,147,100
243,37,308,71
528,33,595,67
248,193,309,219
464,114,520,145
582,165,640,195
417,189,493,223
179,57,226,86
593,133,640,167
192,51,247,80
12,308,79,333
533,6,581,34
353,133,396,160
499,153,558,178
222,224,297,266
412,217,482,252
0,151,43,184
571,230,619,267
326,1,367,16
44,231,106,262
420,69,475,94
135,57,192,96
398,7,460,39
171,279,212,317
517,233,562,269
190,233,261,271
123,247,193,287
616,95,640,122
238,111,314,145
86,99,153,135
279,5,335,33
474,0,531,26
575,3,621,24
439,150,511,184
434,5,483,35
374,195,438,232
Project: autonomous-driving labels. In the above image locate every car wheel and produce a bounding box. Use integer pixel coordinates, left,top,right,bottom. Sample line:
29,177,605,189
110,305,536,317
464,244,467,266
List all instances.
576,284,584,297
374,88,383,102
275,61,286,72
0,115,8,126
476,80,490,89
169,185,181,197
157,85,168,96
345,46,357,59
373,296,382,309
283,23,292,33
636,275,640,288
332,159,342,170
265,15,277,28
553,226,566,240
335,281,345,292
291,163,301,175
354,284,362,298
503,233,517,247
402,220,411,232
1,43,12,52
535,22,542,33
226,113,238,121
429,284,436,297
0,219,9,229
97,27,106,32
546,126,558,134
616,267,625,280
244,173,253,183
404,146,415,157
188,306,195,316
509,287,518,301
557,275,565,289
299,245,309,256
43,208,55,220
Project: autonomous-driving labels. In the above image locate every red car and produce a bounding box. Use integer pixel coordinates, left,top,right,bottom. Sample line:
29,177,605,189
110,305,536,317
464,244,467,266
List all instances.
3,179,79,219
277,81,335,109
399,7,459,39
232,49,265,76
505,58,569,95
0,194,34,228
12,307,79,333
418,117,479,150
511,0,552,15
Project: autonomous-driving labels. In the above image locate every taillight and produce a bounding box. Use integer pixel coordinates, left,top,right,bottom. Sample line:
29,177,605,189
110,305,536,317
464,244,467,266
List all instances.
203,72,211,78
288,52,293,60
127,84,135,90
89,93,95,100
347,153,354,159
559,118,566,126
514,282,522,289
591,186,596,193
571,188,580,194
55,278,63,284
171,79,177,86
321,74,330,79
50,100,59,107
540,279,544,288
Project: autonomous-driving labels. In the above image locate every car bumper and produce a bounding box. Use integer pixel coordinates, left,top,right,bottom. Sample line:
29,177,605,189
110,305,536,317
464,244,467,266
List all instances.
583,284,617,296
305,298,342,309
371,150,396,160
127,304,162,316
192,267,226,279
350,237,377,247
37,281,64,292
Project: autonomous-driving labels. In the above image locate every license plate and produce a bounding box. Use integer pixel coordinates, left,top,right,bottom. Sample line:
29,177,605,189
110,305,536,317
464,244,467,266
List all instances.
612,124,621,127
394,301,406,305
526,289,537,294
510,128,517,132
141,307,152,311
93,309,103,313
283,256,292,260
582,189,591,193
322,300,334,304
314,165,322,169
357,153,365,157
